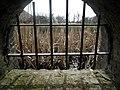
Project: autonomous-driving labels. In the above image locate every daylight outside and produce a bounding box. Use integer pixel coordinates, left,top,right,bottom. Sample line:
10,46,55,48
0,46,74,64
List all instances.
8,0,108,70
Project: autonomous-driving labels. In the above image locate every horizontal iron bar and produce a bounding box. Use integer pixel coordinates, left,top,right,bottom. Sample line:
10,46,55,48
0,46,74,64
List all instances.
10,24,107,27
8,52,109,57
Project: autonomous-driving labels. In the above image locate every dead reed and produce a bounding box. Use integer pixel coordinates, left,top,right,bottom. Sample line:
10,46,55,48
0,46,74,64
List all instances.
12,24,101,69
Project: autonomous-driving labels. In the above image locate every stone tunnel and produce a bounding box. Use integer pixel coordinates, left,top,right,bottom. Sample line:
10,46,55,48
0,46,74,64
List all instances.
0,0,120,89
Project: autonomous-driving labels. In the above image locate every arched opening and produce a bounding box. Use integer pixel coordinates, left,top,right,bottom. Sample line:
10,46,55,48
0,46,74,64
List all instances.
0,2,119,89
5,0,110,69
7,0,110,70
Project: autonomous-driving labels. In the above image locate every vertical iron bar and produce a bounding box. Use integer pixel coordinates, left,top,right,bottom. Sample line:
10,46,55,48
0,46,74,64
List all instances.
78,2,86,70
5,26,11,66
93,15,101,69
105,25,112,64
108,34,112,65
16,15,24,69
49,0,53,67
33,2,39,69
66,0,69,69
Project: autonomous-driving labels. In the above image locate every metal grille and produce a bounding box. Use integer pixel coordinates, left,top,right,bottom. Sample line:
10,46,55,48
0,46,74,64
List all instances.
7,1,110,70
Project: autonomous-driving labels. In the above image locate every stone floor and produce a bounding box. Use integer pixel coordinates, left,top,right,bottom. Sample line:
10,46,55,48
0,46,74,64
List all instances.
0,69,117,90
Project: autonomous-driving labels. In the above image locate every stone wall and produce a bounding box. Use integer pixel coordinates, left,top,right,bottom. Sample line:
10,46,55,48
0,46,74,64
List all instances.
0,0,120,89
96,26,109,69
0,0,32,78
84,0,120,89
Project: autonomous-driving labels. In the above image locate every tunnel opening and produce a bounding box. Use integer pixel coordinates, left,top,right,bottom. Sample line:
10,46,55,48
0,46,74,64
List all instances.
0,0,119,89
6,0,110,70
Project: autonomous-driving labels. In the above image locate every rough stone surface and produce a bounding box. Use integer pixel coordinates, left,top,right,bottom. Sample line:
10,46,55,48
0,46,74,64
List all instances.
0,0,120,89
0,69,117,90
96,26,109,69
83,0,120,89
0,0,32,78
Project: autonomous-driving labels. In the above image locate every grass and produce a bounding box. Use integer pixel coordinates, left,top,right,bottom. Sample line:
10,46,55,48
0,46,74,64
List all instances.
12,24,101,69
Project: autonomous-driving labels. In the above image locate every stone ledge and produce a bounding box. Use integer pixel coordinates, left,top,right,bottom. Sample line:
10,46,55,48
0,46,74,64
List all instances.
0,69,117,90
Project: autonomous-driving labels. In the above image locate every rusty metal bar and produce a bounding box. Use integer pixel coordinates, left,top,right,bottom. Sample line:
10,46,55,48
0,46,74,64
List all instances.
49,0,53,67
93,15,101,69
78,2,86,70
65,0,69,69
16,15,24,69
33,2,39,69
104,25,112,64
